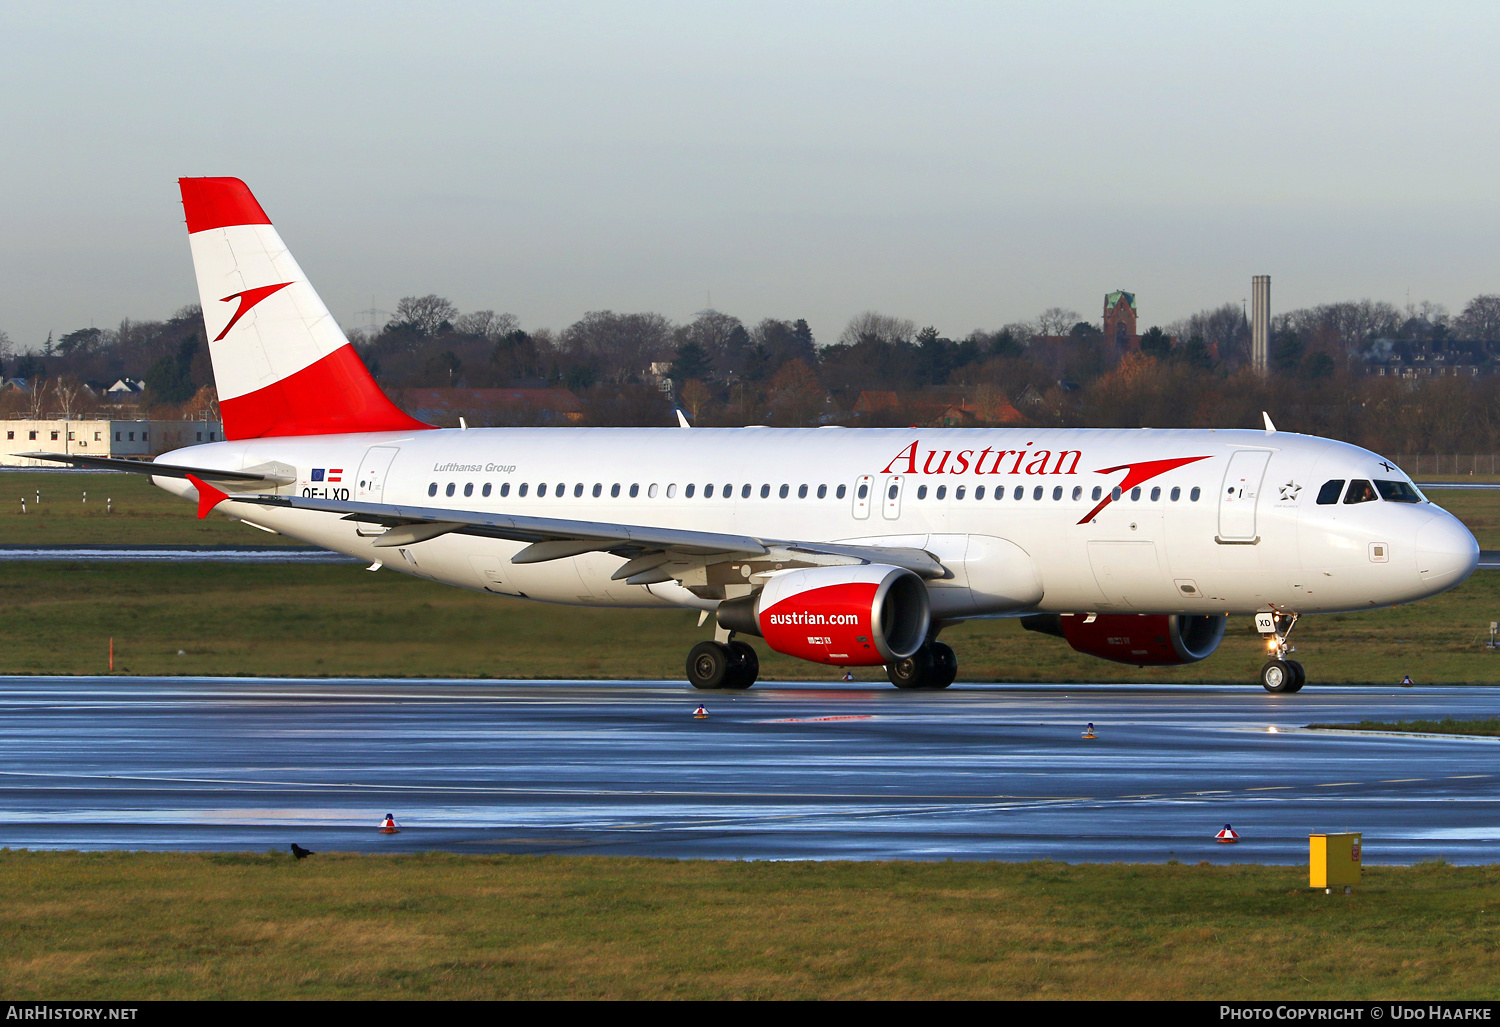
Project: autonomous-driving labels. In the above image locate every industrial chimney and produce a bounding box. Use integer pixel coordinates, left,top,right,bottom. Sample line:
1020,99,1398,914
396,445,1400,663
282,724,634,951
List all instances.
1251,275,1271,374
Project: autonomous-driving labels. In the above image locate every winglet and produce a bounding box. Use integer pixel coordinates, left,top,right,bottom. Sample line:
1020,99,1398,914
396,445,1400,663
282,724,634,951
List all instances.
185,473,230,519
675,407,692,428
1263,411,1277,434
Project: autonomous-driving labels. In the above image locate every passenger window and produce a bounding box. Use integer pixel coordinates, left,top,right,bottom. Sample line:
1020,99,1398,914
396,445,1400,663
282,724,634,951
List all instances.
704,484,714,498
1014,486,1023,500
649,484,659,498
629,484,639,498
779,484,789,499
976,485,986,500
500,483,510,497
1170,486,1180,501
1052,486,1062,500
995,486,1004,500
574,483,584,498
742,484,752,499
1130,487,1141,501
761,484,771,499
446,483,456,497
888,484,898,500
611,483,621,498
1190,487,1201,501
428,483,437,497
1150,487,1160,501
1033,486,1043,500
482,483,492,498
537,483,547,497
519,483,529,497
836,484,847,499
592,483,602,497
1071,486,1081,501
1374,480,1422,503
856,483,867,500
936,485,947,500
685,484,695,498
665,484,676,498
463,483,474,498
817,485,827,499
956,486,967,500
1111,487,1122,501
917,485,928,500
1091,486,1102,501
798,484,808,499
1344,479,1378,504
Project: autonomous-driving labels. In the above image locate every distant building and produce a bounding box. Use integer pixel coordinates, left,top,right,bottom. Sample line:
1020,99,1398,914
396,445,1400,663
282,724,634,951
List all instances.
1102,290,1140,351
0,418,224,466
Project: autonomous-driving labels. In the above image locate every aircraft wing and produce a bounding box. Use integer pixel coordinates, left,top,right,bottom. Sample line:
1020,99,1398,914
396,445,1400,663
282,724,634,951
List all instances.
231,492,947,583
16,452,297,489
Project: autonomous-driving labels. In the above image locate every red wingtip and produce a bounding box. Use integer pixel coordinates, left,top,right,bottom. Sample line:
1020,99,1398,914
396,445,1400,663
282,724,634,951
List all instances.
179,177,272,234
185,474,229,519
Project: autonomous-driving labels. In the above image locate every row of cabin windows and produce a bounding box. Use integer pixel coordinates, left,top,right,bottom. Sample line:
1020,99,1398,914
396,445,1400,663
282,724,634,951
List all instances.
915,483,1202,503
425,480,1204,504
0,429,188,443
1316,478,1423,505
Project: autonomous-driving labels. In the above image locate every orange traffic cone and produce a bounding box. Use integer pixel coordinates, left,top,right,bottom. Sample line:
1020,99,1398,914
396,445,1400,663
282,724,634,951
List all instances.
379,813,400,834
1215,824,1239,843
1081,722,1097,740
693,705,708,718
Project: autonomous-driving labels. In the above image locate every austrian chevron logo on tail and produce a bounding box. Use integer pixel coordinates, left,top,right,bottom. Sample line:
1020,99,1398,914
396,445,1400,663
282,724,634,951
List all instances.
214,282,294,341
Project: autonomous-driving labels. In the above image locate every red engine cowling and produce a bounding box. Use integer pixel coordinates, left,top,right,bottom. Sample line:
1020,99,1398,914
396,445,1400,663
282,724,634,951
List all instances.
717,564,930,666
1021,613,1227,666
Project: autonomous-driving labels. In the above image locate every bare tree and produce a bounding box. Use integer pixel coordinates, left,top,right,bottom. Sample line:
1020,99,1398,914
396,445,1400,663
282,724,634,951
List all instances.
51,377,82,418
838,311,916,347
27,377,47,419
1456,295,1500,341
391,295,459,336
678,378,712,421
1035,307,1080,338
453,310,520,339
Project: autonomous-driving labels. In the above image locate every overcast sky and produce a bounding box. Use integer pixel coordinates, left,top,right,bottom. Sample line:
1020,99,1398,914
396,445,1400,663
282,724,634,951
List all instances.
2,1,1498,350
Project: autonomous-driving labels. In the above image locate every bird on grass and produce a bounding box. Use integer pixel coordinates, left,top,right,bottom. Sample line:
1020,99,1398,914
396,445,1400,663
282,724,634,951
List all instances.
290,843,315,859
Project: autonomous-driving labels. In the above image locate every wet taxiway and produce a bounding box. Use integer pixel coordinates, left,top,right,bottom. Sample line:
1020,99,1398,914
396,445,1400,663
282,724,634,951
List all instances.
1,676,1497,863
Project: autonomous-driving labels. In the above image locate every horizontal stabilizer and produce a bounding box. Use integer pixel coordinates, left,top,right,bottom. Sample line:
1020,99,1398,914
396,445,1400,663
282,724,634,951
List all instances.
17,452,296,488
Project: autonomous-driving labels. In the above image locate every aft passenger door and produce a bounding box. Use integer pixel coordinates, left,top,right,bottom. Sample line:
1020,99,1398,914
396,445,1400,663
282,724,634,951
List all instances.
354,446,400,537
1218,449,1271,543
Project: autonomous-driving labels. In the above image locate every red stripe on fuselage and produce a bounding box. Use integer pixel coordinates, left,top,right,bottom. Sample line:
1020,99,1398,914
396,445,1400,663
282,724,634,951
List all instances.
218,344,433,440
179,177,273,234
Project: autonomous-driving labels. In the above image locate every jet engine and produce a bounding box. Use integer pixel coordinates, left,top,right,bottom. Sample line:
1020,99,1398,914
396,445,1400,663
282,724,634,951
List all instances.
1021,612,1227,667
717,564,930,666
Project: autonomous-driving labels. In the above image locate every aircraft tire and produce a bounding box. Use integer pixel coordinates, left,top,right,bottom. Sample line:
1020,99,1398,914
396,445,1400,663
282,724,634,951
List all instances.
926,642,958,689
723,641,759,690
1285,660,1306,693
887,647,935,690
687,641,733,690
1260,659,1297,694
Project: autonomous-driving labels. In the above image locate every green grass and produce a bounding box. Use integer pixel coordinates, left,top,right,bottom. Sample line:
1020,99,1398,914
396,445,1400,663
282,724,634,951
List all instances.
1,852,1497,999
1309,718,1500,737
1,560,1498,682
0,471,305,545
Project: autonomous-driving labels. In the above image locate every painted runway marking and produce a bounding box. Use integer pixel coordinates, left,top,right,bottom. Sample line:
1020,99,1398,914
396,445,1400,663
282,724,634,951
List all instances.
1247,786,1292,791
760,715,876,723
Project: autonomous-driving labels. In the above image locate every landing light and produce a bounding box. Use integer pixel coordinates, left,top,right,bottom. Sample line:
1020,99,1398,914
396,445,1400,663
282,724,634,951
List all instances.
1268,726,1279,733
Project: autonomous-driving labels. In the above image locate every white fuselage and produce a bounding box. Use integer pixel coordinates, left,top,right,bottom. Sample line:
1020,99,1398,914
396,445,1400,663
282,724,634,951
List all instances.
154,426,1479,620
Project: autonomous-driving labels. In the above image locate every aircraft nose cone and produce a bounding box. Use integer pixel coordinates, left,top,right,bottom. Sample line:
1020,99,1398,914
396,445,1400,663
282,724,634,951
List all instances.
1416,514,1479,592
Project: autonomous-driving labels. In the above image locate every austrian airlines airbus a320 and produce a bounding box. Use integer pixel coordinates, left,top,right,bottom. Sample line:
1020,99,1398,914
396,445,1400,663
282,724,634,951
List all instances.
29,178,1482,693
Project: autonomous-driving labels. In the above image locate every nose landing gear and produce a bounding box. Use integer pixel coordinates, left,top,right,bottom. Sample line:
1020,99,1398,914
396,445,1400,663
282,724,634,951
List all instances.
1256,611,1305,693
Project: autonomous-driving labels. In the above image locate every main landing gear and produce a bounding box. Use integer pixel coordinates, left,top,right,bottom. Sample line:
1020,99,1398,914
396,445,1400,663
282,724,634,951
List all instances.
1258,611,1305,694
687,638,759,690
886,640,958,691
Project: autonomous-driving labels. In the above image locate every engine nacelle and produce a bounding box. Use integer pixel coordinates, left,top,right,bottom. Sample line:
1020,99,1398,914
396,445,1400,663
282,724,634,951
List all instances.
717,564,930,666
1021,613,1227,667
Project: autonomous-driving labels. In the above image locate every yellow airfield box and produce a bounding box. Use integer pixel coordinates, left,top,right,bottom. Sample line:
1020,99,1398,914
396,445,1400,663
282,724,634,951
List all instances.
1310,833,1362,890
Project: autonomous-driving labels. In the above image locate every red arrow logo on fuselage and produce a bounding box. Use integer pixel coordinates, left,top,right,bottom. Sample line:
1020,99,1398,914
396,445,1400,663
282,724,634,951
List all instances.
1076,455,1213,525
214,281,293,341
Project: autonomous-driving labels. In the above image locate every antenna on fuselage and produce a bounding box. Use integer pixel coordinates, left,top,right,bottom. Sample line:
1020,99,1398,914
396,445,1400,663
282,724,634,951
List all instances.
674,407,692,428
1262,411,1277,434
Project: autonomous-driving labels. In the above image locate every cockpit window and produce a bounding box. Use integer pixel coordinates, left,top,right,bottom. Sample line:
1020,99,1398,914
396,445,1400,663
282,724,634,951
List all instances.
1343,479,1378,504
1374,479,1423,503
1316,480,1344,505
